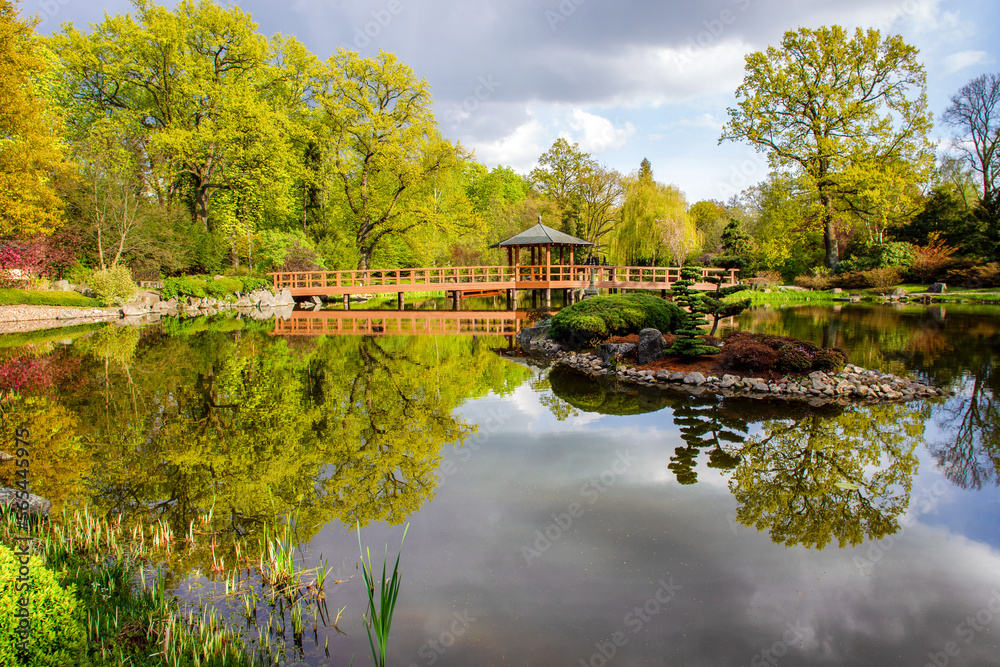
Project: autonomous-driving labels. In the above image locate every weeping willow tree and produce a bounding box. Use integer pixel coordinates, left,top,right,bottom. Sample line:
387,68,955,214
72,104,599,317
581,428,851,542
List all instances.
610,161,696,265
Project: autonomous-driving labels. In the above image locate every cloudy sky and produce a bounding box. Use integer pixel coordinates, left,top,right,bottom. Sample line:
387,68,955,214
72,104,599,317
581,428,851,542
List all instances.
29,0,1000,203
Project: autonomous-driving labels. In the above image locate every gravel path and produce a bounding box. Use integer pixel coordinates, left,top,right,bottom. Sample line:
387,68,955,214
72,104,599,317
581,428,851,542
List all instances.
0,305,121,335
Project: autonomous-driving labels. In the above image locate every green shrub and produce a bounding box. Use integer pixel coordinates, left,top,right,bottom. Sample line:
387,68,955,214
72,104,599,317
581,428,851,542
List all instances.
87,264,137,306
0,544,86,666
549,293,685,344
240,276,270,293
162,275,269,300
0,289,100,307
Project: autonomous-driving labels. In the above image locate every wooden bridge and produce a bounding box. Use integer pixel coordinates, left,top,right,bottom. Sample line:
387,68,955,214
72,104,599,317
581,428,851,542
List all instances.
268,265,739,307
271,309,532,337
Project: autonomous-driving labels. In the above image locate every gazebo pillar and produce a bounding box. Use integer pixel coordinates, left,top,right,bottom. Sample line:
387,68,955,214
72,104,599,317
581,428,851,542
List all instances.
545,245,551,281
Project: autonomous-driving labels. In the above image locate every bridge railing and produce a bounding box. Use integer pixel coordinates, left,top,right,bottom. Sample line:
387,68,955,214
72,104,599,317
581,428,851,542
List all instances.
271,266,517,290
269,265,739,290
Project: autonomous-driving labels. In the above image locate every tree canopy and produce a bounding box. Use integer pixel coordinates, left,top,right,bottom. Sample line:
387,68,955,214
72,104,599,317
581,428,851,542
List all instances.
722,26,934,269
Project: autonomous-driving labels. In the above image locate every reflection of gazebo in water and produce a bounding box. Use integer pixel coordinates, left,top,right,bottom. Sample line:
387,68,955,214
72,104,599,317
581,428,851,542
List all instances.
489,217,594,307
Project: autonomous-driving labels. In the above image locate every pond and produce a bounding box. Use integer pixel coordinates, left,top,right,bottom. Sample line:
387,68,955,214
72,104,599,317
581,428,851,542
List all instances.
2,303,999,666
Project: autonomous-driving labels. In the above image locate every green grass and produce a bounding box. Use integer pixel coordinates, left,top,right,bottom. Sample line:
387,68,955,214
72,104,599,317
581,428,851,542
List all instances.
0,288,102,307
726,289,835,306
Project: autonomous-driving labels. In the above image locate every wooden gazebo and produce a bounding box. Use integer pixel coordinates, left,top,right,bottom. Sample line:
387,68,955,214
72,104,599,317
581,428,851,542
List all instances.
489,220,593,276
489,219,594,306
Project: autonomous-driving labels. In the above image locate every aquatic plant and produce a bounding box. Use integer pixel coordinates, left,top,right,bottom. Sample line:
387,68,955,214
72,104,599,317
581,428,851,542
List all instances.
358,522,409,667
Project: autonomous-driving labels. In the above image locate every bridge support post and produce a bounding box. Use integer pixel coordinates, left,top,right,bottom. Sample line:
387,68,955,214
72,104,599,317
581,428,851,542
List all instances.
531,290,537,309
343,294,349,310
661,289,667,299
397,292,404,310
452,290,461,310
544,288,551,308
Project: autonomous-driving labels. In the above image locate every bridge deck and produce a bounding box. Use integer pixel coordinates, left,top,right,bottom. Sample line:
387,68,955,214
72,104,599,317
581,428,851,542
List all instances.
269,265,739,297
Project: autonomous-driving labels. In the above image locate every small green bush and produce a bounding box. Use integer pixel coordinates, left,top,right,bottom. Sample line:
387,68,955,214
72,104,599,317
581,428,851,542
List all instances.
793,274,833,290
549,293,685,344
161,275,266,300
0,544,86,666
87,264,137,306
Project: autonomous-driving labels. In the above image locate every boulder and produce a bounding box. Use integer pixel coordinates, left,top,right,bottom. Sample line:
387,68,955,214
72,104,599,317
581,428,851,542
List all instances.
597,342,636,362
517,322,552,353
75,284,95,298
890,288,908,299
683,372,706,386
51,280,74,291
120,304,146,317
274,288,295,306
720,374,739,389
929,282,947,294
0,487,52,518
831,288,843,294
636,328,666,365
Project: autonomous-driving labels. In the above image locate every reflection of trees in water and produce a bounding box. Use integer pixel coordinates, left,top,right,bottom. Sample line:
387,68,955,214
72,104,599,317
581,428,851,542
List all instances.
3,323,531,568
930,359,1000,489
546,370,927,549
668,396,745,485
727,403,924,549
741,303,1000,493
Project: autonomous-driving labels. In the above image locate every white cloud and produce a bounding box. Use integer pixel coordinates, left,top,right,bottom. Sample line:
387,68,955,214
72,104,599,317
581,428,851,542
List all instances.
469,114,547,172
943,50,992,74
560,109,636,154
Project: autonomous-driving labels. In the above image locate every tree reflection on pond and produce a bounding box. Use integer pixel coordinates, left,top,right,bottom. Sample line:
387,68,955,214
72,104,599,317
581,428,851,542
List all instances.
0,320,529,571
546,366,927,549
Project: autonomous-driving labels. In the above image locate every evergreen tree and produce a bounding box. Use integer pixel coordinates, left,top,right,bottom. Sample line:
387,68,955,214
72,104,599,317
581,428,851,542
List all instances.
666,267,719,357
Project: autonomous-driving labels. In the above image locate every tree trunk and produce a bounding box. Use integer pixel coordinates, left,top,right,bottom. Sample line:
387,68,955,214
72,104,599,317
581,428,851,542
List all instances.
197,185,211,232
821,191,839,270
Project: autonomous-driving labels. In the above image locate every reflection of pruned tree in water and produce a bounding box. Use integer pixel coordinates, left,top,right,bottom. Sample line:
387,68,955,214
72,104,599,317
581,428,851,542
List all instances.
726,403,923,549
667,396,745,485
532,374,580,422
930,362,1000,489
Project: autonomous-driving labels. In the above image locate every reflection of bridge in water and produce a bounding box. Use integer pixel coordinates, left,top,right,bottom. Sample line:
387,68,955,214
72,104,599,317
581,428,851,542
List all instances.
272,309,534,337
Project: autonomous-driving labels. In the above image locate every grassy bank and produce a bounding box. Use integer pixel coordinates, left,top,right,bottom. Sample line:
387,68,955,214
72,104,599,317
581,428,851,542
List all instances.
726,289,835,306
0,508,340,666
0,289,102,307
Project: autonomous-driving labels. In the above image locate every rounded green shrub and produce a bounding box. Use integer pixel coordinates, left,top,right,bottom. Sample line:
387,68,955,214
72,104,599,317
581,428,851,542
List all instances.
87,264,137,306
549,294,685,345
0,544,86,667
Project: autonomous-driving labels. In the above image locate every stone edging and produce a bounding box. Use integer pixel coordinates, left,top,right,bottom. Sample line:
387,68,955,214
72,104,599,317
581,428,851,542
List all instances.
553,351,951,405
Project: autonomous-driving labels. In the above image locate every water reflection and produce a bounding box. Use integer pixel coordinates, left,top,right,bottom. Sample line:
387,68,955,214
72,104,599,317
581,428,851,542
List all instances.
547,365,928,549
0,318,530,570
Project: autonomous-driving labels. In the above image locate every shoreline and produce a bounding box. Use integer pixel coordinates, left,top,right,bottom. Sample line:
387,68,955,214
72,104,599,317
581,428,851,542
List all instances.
0,305,121,335
550,349,950,405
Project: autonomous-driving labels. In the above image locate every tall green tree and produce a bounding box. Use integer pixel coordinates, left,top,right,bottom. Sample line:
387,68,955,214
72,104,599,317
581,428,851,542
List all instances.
0,0,68,237
318,49,452,270
50,0,310,250
721,26,934,269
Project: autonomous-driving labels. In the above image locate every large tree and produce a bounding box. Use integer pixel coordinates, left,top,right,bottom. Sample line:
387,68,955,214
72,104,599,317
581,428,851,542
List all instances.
722,26,934,269
318,49,452,270
0,0,67,237
50,0,308,236
943,73,1000,203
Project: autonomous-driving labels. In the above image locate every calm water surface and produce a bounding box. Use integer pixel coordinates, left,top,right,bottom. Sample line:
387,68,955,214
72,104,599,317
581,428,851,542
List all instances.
2,304,999,666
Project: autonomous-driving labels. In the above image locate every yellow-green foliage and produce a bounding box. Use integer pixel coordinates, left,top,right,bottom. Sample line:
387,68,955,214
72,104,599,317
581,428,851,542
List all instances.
87,264,137,306
0,544,86,666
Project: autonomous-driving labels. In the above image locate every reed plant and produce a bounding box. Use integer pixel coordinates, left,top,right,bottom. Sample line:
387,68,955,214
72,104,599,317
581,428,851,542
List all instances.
358,522,409,667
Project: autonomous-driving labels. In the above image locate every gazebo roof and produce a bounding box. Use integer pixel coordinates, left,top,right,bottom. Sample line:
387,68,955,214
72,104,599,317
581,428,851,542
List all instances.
488,223,593,248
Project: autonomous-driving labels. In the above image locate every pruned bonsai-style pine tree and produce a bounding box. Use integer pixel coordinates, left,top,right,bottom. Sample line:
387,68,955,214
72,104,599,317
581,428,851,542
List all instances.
666,267,720,357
